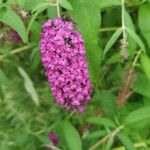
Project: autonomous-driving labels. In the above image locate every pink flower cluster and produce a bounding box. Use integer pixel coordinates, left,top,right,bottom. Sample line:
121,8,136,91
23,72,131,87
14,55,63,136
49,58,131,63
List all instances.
47,132,59,150
48,132,59,145
11,30,21,43
40,17,93,112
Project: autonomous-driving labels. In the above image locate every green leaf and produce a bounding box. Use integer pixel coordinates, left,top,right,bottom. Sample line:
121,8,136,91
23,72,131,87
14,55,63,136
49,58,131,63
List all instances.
87,117,116,128
18,67,39,106
106,53,122,65
69,0,101,84
94,90,117,117
104,138,114,150
32,2,52,13
30,47,40,71
47,6,57,19
86,130,107,140
125,27,145,52
0,7,28,43
59,0,73,10
133,73,150,98
117,133,136,150
103,28,122,58
0,48,9,54
124,106,150,125
138,3,150,48
61,120,82,150
102,7,120,27
0,85,4,102
23,0,43,10
143,97,150,106
15,131,31,146
30,21,41,42
6,0,25,7
0,69,8,84
99,0,121,10
124,10,137,55
27,4,50,36
141,53,150,80
38,135,52,146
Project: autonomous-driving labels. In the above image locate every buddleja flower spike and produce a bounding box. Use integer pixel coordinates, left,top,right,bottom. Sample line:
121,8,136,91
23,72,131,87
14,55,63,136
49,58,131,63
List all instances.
40,17,93,112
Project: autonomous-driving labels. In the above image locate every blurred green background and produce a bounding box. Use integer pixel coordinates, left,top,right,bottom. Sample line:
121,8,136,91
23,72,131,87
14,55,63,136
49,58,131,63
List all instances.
1,0,150,149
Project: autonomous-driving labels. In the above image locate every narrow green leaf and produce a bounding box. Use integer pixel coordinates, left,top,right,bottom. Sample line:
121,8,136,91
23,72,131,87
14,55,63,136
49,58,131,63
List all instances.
0,7,27,43
0,85,4,102
18,67,39,106
141,53,150,81
30,21,41,42
117,133,136,150
59,0,73,10
133,73,150,98
103,28,122,58
106,53,122,65
124,106,150,125
87,117,116,128
138,3,150,48
125,9,137,54
0,69,8,84
125,27,145,52
27,5,50,35
93,90,117,117
86,130,107,140
61,120,82,150
30,48,40,71
104,138,114,150
32,2,52,13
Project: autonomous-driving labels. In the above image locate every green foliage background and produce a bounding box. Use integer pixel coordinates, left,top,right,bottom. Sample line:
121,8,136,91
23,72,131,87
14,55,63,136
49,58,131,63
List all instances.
1,0,150,149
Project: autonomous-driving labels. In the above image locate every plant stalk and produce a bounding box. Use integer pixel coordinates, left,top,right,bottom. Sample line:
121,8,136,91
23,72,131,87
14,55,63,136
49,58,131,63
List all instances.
89,125,124,150
100,27,120,32
0,44,34,61
57,0,61,17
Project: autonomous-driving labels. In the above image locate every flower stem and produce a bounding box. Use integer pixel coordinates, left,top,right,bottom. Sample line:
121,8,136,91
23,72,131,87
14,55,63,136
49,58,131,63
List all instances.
122,0,126,37
99,27,120,32
117,49,142,107
112,141,147,150
89,125,124,150
0,44,34,61
56,0,61,17
121,0,128,55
